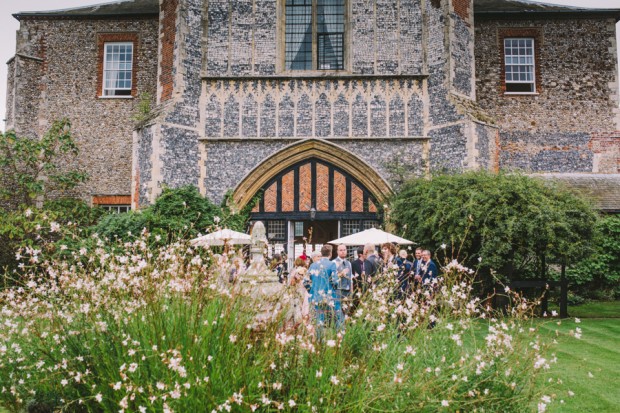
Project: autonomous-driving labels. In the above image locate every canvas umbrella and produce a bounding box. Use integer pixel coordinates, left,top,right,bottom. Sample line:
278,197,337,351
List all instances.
190,229,252,252
328,227,414,246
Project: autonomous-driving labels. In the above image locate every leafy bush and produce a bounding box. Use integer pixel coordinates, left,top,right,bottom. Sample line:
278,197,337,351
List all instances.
0,199,104,275
390,171,598,292
562,215,620,300
0,120,88,208
93,186,255,245
43,198,105,228
93,186,250,244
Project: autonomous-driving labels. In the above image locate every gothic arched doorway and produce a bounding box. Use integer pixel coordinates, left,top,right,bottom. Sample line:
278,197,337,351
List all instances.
249,158,383,260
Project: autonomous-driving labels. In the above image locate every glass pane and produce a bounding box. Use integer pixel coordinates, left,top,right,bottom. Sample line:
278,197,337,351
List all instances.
317,0,345,70
285,0,313,70
294,222,304,236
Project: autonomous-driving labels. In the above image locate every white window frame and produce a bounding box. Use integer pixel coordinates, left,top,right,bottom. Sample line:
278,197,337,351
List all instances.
102,42,134,97
504,37,536,95
100,204,131,213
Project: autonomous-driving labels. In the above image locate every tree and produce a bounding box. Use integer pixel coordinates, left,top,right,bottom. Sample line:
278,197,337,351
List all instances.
563,215,620,300
0,119,88,207
390,171,598,292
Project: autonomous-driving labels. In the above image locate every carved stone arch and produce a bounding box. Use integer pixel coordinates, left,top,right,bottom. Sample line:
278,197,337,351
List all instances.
232,139,392,209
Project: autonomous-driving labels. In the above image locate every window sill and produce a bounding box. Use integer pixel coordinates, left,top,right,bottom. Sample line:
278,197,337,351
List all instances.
98,95,134,99
504,92,539,96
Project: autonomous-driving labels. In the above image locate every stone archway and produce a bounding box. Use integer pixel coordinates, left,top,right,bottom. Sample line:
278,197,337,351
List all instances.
232,139,393,209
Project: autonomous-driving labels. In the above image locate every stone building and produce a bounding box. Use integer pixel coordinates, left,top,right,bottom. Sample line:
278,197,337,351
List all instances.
4,0,620,254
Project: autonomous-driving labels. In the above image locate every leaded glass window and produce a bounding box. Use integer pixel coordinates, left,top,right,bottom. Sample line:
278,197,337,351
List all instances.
285,0,345,71
504,38,535,93
267,220,286,240
341,220,360,236
363,220,380,230
103,42,133,96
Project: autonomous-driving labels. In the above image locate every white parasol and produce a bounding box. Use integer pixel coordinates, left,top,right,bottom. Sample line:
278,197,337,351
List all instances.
190,228,252,247
328,227,415,246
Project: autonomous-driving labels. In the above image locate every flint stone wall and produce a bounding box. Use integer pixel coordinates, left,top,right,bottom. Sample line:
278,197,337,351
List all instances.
204,0,424,76
8,17,159,200
475,17,620,173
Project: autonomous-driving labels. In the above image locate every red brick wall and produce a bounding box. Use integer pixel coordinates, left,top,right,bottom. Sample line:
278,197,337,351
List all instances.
590,132,620,173
93,195,131,205
264,182,277,212
333,171,346,212
299,163,312,211
316,164,330,211
452,0,470,22
96,33,139,97
351,183,363,212
281,171,295,212
159,0,178,102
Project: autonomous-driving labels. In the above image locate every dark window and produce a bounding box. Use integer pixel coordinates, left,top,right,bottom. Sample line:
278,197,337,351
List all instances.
285,0,345,71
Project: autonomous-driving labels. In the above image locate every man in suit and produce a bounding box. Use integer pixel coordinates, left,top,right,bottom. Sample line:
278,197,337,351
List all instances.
396,249,413,298
351,246,365,281
308,244,338,337
363,243,381,284
332,244,352,323
419,249,439,287
412,247,424,284
350,246,365,311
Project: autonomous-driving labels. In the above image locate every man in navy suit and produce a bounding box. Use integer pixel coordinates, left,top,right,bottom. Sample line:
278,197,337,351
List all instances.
418,249,439,287
332,244,352,323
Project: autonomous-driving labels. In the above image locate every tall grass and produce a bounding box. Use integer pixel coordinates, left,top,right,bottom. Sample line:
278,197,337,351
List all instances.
0,231,570,412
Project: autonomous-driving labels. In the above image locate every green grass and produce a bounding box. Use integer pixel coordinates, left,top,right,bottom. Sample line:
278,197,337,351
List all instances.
538,317,620,412
548,301,620,318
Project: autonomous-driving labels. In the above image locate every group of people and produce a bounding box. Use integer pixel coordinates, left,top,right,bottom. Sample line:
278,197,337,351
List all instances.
285,243,440,334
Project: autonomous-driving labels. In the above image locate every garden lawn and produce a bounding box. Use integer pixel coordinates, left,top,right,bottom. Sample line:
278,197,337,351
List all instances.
548,301,620,318
539,317,620,413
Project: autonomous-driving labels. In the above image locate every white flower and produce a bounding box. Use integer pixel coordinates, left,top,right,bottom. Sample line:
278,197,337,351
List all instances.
113,381,122,390
326,340,336,347
441,400,449,407
377,324,386,332
288,400,296,407
214,216,221,224
60,379,68,386
440,243,447,250
538,402,547,413
330,375,340,385
568,390,574,397
316,369,323,378
575,318,581,323
229,334,237,343
95,393,103,403
24,208,33,217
